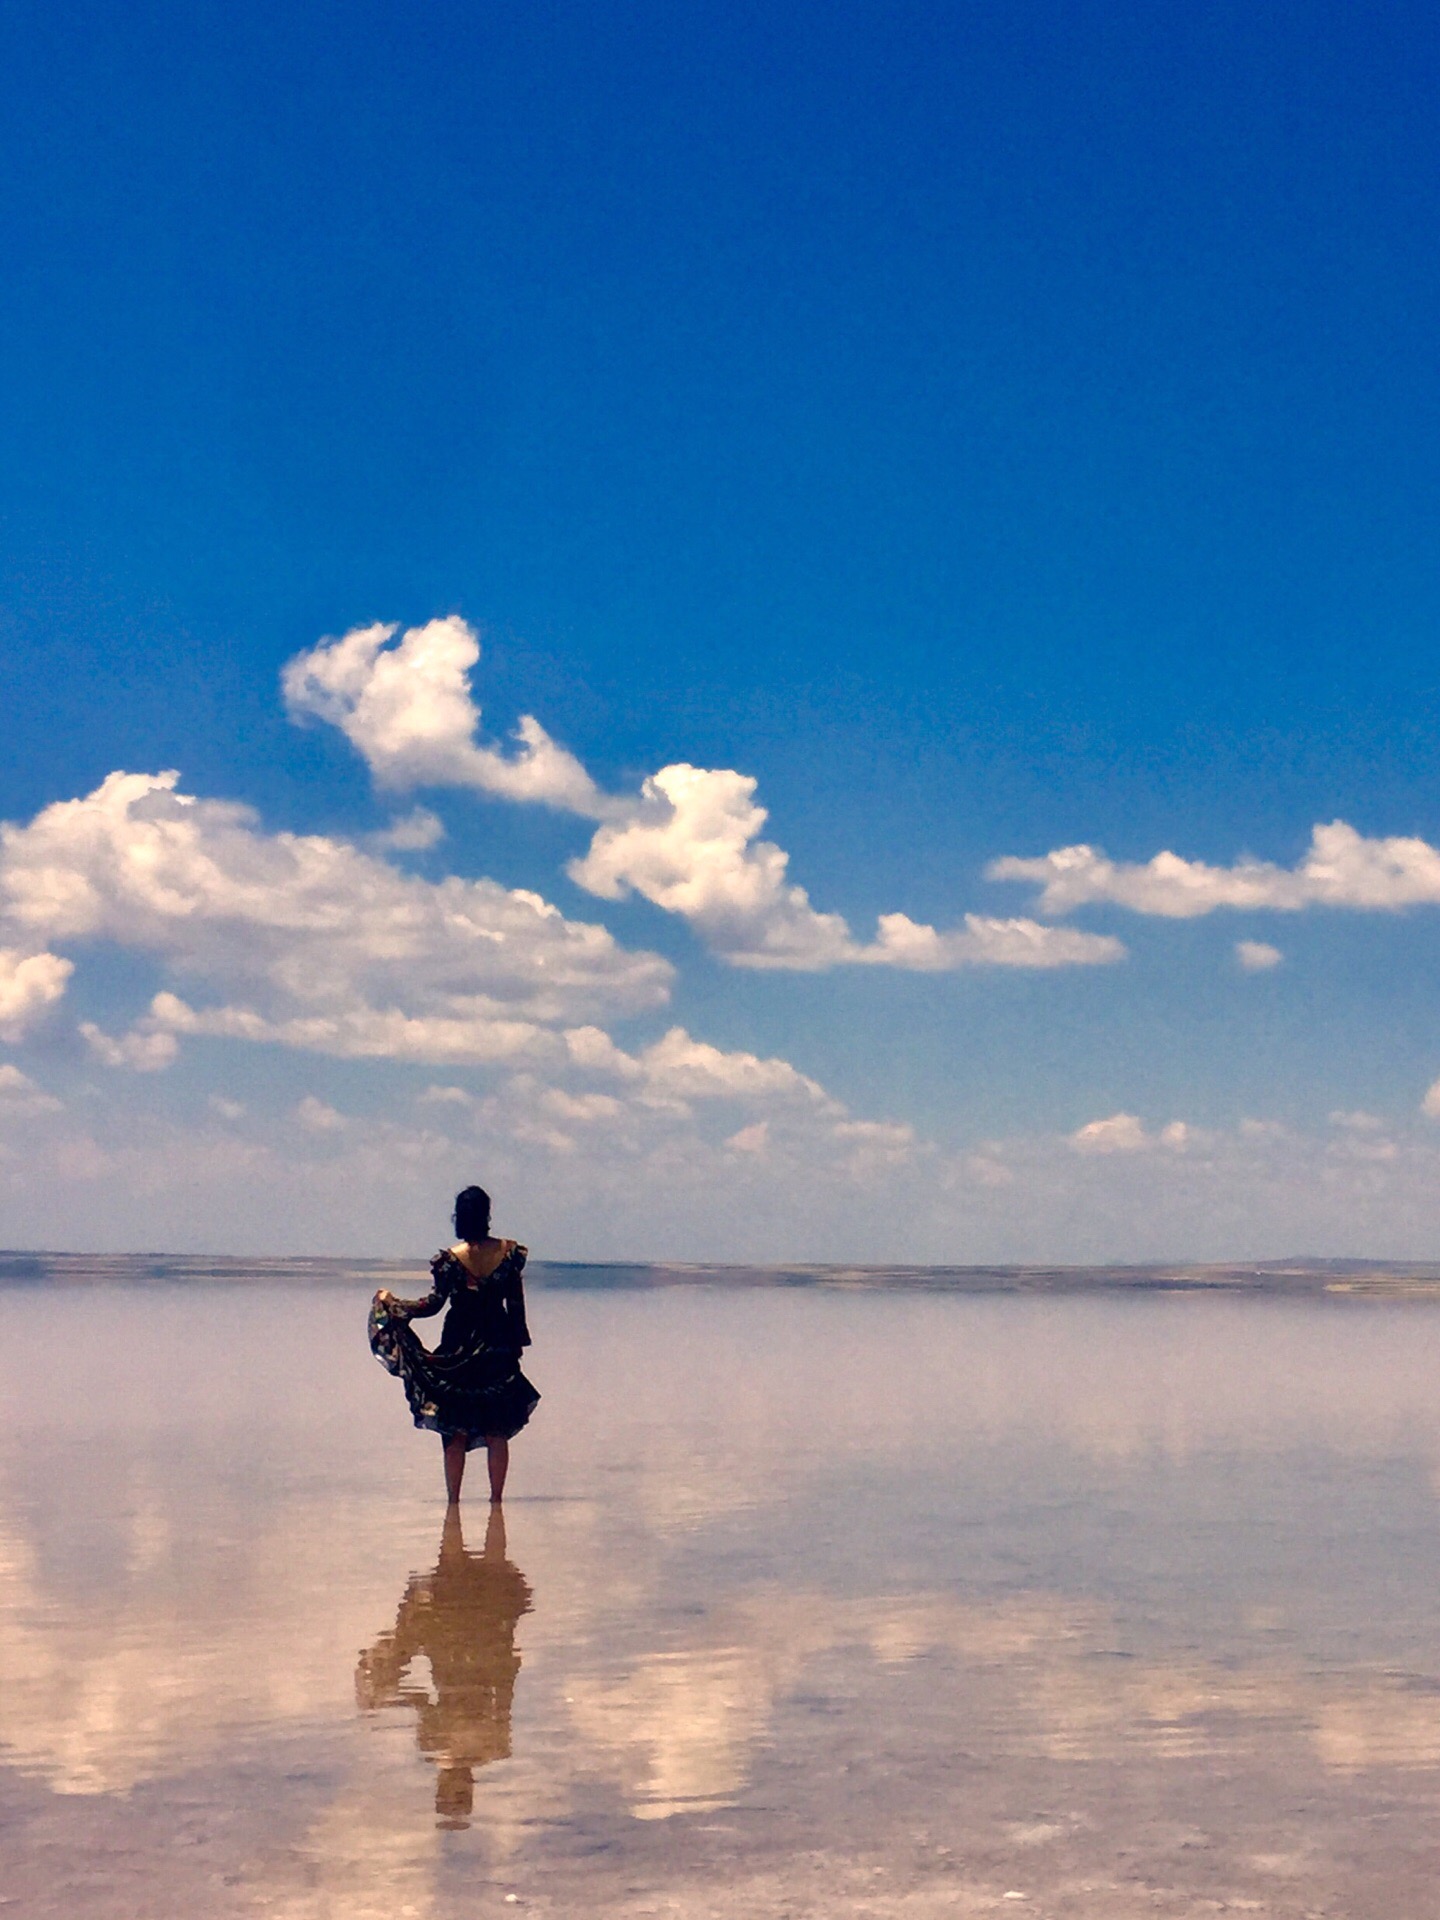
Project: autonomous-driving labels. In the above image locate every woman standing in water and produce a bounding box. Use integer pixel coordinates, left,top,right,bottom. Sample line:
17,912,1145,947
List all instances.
369,1186,540,1503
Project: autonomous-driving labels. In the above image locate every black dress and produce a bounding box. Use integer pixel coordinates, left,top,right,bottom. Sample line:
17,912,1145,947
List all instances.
369,1244,540,1449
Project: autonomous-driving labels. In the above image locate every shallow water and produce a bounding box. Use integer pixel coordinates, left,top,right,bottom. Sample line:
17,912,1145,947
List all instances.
6,1282,1440,1916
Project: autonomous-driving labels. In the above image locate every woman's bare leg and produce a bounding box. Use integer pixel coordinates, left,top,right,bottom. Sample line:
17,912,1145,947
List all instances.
443,1434,468,1503
485,1435,509,1502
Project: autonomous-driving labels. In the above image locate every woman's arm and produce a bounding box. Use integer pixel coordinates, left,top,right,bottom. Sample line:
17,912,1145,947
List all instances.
503,1246,532,1350
355,1577,432,1706
377,1254,452,1319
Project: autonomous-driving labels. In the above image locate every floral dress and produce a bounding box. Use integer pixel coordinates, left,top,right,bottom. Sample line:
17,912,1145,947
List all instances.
369,1244,540,1449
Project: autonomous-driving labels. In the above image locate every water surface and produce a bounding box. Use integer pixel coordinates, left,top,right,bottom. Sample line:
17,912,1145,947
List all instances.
6,1280,1440,1916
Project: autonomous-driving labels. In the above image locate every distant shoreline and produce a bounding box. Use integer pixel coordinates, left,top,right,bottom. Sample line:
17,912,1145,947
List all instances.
5,1249,1440,1297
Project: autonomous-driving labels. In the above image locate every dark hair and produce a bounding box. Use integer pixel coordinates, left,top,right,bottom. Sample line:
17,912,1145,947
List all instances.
453,1185,492,1243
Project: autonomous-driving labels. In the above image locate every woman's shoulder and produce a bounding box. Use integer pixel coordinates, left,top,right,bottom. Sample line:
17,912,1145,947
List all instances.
489,1238,528,1279
436,1239,527,1281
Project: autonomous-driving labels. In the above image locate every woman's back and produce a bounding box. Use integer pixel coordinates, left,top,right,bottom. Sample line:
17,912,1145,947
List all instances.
368,1185,539,1503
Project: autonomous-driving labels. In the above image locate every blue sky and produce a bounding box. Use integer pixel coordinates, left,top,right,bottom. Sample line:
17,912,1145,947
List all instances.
4,0,1440,1258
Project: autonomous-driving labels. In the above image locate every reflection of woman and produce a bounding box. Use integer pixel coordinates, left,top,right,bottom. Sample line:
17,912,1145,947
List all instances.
356,1505,533,1828
369,1185,539,1503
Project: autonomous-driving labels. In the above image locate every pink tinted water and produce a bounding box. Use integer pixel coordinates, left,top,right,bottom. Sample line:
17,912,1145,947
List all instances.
4,1283,1440,1916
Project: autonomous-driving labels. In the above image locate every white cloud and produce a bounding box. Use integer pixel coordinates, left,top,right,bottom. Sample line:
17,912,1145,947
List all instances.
143,991,554,1067
962,1152,1014,1188
282,618,611,816
0,942,916,1231
833,1117,917,1175
0,946,72,1040
569,764,1123,972
0,1064,61,1115
1236,940,1283,971
282,628,1125,974
367,807,445,851
568,763,855,968
1329,1110,1384,1132
1069,1113,1149,1154
864,911,1123,970
991,821,1440,920
11,1072,1440,1260
0,770,671,1067
80,1018,180,1072
834,1119,915,1148
208,1095,245,1121
1329,1132,1397,1163
631,1026,837,1109
401,1021,926,1197
552,1022,846,1120
540,1087,624,1124
416,1084,473,1107
513,1116,578,1153
1422,1080,1440,1120
1069,1114,1207,1156
563,1024,645,1079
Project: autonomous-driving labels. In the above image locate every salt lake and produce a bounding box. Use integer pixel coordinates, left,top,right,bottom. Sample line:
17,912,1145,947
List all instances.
5,1273,1440,1917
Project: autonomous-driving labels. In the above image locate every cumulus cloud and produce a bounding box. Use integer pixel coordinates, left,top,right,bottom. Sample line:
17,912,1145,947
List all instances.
631,1026,837,1108
416,1084,474,1108
1069,1112,1149,1155
367,807,445,852
0,770,671,1069
19,1079,1440,1265
832,1117,918,1176
961,1152,1014,1188
1422,1080,1440,1120
284,628,1124,974
0,946,73,1040
569,764,1124,972
539,1087,624,1125
80,1018,180,1072
570,764,852,968
413,1024,928,1213
410,1022,919,1183
0,749,896,1185
563,1024,644,1079
282,618,611,816
992,822,1440,920
551,1022,842,1119
0,1063,61,1115
141,991,552,1067
1236,940,1283,971
864,911,1124,971
1068,1114,1198,1155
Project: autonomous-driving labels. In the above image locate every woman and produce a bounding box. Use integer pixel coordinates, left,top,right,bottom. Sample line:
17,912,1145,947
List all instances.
369,1185,540,1503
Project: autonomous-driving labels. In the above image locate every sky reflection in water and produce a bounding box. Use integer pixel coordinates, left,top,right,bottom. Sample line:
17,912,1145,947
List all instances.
5,1282,1440,1916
